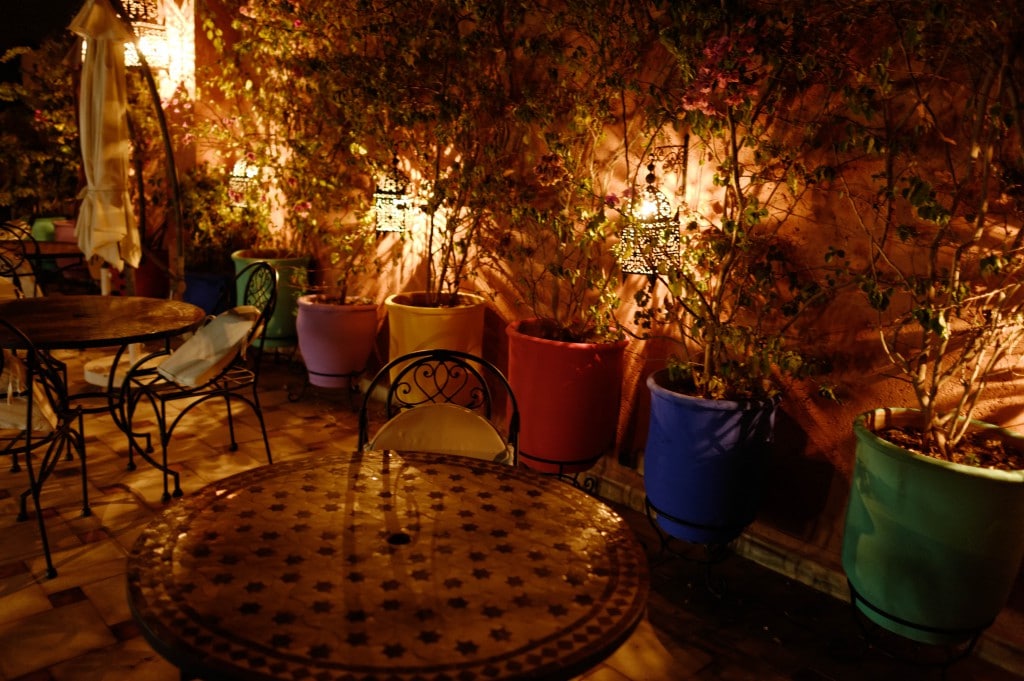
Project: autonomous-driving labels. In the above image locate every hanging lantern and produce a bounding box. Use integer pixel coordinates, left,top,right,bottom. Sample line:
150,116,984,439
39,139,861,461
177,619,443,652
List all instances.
616,163,680,275
229,158,259,205
374,156,410,233
123,0,170,70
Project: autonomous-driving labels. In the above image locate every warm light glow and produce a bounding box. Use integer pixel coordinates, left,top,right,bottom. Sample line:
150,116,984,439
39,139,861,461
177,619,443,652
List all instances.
374,157,411,233
616,163,680,276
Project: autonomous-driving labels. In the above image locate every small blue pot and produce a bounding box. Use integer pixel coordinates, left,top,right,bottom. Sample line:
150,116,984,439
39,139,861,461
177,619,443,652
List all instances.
644,369,778,545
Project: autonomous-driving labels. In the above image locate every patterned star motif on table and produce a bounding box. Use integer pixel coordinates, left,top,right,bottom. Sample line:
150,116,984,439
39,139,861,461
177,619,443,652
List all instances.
220,554,241,565
239,602,261,615
314,581,334,592
300,484,316,493
239,509,256,519
312,600,333,613
455,640,479,655
381,579,401,591
294,509,312,519
308,644,331,659
317,546,336,556
534,566,553,578
254,547,275,558
444,578,463,589
290,523,310,533
272,490,289,499
191,544,211,558
245,582,265,593
490,627,511,641
346,609,367,622
325,490,343,500
448,597,469,609
549,604,569,617
458,509,474,518
468,551,486,562
280,572,300,583
574,594,595,606
481,605,504,618
323,503,340,512
411,569,431,581
383,643,406,659
202,530,220,541
272,611,296,624
513,594,532,607
462,523,479,532
481,503,497,512
490,529,508,538
472,568,492,580
506,575,524,587
348,572,365,583
381,599,402,611
418,630,441,644
415,608,436,621
428,491,444,499
527,550,545,561
269,503,286,512
270,633,292,648
235,524,252,534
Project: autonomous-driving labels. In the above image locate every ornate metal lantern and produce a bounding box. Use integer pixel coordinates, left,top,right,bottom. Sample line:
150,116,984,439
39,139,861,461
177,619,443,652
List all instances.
374,157,410,233
123,0,170,70
228,158,259,205
616,163,680,275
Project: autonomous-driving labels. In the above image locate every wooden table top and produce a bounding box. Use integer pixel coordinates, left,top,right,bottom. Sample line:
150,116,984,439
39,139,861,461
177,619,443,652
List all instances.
0,295,205,350
127,451,650,681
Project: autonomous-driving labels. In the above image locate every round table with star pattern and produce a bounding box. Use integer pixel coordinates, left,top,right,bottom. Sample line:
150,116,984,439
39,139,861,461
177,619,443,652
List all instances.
126,450,650,681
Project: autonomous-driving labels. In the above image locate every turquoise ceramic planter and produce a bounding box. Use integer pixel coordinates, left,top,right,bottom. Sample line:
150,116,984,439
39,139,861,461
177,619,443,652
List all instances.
231,250,310,349
842,408,1024,644
643,370,778,545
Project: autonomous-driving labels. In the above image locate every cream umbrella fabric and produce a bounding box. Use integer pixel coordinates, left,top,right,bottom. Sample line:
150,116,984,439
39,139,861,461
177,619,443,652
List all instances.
69,0,141,272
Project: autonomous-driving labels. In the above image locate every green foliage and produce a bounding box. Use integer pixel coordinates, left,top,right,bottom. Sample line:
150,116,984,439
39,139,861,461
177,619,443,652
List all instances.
0,39,81,219
836,0,1024,459
178,163,265,273
626,1,847,400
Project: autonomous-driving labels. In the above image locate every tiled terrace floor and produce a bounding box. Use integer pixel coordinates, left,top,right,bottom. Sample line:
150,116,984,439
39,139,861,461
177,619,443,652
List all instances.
1,346,1022,681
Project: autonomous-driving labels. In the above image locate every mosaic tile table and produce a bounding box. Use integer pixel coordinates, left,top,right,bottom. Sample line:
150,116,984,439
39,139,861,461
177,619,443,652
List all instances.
127,450,650,681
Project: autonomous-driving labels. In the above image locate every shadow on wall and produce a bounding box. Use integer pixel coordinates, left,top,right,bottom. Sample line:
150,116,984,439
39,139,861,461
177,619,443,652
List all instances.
760,409,838,542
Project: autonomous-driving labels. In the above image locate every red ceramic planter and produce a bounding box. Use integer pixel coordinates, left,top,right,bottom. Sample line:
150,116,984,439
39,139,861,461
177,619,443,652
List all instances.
506,319,627,474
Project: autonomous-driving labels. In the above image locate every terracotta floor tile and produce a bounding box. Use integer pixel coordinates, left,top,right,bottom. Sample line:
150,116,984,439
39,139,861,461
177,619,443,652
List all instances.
0,348,1018,681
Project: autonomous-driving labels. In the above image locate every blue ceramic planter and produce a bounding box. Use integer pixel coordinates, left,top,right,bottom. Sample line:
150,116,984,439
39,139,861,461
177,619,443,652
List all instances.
643,369,778,545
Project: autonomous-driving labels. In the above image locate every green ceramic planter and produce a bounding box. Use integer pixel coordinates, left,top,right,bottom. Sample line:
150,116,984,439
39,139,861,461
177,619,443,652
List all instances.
842,408,1024,644
231,250,310,349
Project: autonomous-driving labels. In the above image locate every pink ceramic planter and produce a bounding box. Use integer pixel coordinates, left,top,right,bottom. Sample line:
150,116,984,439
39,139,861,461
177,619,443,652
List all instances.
297,295,379,389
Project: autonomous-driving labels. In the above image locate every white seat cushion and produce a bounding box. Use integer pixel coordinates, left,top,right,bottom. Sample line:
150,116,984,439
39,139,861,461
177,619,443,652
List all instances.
157,306,260,388
370,403,510,463
0,349,58,432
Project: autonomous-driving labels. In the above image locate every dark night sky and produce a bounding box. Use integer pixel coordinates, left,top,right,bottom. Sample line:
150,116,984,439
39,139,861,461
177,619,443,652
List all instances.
1,0,84,80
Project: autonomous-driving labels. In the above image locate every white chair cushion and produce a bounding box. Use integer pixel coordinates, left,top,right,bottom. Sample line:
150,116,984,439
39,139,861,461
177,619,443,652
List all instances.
157,305,260,388
0,349,58,432
370,403,510,464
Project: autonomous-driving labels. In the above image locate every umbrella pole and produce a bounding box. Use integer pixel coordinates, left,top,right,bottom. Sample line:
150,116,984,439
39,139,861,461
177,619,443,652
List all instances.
107,0,185,301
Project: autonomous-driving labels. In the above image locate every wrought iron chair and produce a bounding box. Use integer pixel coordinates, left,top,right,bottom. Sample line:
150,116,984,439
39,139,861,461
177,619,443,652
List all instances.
121,261,277,501
0,221,44,298
358,349,520,465
0,320,90,578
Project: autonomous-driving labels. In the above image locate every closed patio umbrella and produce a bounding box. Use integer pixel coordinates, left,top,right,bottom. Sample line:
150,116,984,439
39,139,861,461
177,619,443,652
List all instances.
69,0,141,273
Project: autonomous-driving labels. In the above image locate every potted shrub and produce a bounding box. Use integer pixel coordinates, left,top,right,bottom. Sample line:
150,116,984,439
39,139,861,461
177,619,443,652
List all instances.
835,0,1024,645
296,221,381,390
177,163,263,313
627,3,845,546
489,140,627,474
